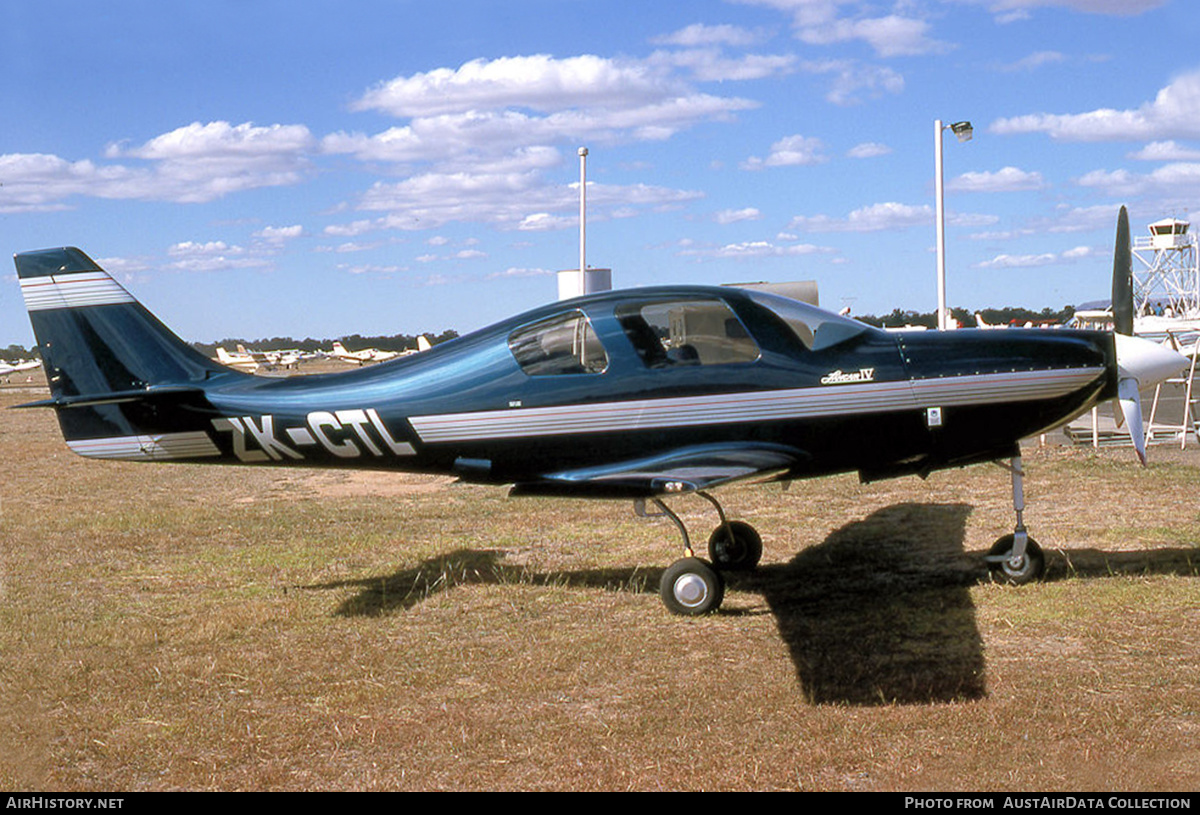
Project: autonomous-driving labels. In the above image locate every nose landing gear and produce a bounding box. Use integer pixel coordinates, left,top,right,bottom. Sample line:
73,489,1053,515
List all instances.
985,456,1046,585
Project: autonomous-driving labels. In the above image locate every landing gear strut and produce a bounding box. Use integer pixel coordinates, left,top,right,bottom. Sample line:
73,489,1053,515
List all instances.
985,456,1045,585
636,491,761,615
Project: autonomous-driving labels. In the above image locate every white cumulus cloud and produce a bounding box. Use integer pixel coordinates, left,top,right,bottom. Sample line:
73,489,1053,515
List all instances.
948,167,1047,193
742,135,828,170
991,70,1200,142
352,54,685,118
789,202,934,233
715,207,762,224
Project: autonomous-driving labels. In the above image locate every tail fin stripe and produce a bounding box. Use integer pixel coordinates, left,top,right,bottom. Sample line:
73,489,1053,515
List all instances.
20,271,136,312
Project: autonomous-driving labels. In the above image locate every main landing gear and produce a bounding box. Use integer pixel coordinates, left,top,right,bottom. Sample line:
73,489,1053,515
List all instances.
636,491,762,615
640,455,1045,614
985,456,1045,585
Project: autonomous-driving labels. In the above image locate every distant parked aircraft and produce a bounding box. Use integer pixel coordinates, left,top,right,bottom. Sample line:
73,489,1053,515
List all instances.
329,341,401,365
214,346,259,373
0,358,41,379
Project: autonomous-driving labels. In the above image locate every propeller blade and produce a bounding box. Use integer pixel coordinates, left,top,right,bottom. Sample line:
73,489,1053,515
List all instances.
1117,378,1146,466
1112,205,1134,335
1112,333,1187,466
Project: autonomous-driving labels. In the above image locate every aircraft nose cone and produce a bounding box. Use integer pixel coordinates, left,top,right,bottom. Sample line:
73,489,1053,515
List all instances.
1114,333,1189,387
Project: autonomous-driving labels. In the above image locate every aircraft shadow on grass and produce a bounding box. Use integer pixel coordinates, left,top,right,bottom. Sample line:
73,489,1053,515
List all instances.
306,500,1198,706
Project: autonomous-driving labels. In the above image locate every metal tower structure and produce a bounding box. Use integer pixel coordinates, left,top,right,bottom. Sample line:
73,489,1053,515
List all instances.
1135,218,1200,447
1132,217,1200,318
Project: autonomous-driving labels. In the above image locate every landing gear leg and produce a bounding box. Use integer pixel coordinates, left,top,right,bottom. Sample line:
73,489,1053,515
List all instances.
635,496,727,615
986,456,1045,585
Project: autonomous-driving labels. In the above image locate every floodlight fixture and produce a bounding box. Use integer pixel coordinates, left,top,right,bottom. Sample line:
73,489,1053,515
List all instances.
935,119,974,330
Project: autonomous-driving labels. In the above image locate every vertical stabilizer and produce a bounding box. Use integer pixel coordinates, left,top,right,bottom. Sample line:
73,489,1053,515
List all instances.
14,247,237,457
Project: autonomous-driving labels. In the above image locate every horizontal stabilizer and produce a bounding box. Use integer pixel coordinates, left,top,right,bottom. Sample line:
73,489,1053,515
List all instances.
14,385,208,410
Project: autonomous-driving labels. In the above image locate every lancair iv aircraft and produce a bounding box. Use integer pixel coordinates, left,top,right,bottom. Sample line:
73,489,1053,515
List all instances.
12,210,1186,615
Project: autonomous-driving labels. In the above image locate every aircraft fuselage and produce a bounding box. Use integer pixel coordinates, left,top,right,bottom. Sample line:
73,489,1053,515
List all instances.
39,281,1116,492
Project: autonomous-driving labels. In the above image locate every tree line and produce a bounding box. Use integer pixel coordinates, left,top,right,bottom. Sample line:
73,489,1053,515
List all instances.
855,305,1076,330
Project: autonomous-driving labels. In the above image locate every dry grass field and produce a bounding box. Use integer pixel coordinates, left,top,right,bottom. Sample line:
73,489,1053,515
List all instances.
1,384,1198,791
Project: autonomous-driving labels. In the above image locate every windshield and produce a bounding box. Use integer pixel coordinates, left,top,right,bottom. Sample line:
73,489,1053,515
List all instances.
744,290,874,351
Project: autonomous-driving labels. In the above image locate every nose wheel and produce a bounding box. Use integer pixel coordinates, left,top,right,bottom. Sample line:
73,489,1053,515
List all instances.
985,456,1046,585
986,534,1045,585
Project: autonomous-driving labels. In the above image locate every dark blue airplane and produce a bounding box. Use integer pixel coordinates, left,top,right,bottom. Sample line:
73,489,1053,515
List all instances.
12,209,1186,614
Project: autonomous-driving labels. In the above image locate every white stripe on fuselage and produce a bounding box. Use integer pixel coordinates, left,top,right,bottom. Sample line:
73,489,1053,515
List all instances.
67,432,220,461
20,271,136,311
409,367,1104,444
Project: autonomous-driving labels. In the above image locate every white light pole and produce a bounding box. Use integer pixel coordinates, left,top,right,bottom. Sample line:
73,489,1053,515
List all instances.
558,147,611,299
578,146,588,283
935,119,972,330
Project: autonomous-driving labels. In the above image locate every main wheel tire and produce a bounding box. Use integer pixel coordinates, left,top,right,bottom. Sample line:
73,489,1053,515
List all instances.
660,557,724,615
707,521,763,571
987,534,1045,585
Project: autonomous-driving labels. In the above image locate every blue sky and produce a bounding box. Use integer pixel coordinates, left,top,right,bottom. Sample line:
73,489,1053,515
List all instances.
2,0,1196,346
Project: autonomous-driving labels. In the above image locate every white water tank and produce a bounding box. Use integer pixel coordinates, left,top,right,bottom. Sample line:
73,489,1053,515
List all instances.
558,268,612,300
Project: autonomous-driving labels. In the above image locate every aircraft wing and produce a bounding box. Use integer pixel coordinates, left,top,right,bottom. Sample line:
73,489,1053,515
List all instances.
509,442,807,499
